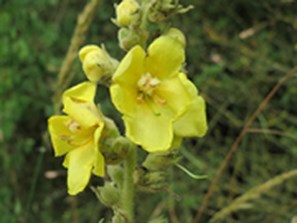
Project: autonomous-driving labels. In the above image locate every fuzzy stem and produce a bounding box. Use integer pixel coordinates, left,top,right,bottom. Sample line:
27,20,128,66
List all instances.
122,144,137,223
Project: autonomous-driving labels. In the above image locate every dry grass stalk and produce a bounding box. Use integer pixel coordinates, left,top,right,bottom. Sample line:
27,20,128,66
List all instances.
209,169,297,223
53,0,100,113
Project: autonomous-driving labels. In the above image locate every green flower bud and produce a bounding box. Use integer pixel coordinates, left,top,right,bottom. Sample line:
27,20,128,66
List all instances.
118,27,142,51
134,168,167,193
142,151,180,171
108,165,124,189
101,136,129,165
97,183,120,207
79,45,118,84
164,28,186,47
115,0,140,27
148,0,193,23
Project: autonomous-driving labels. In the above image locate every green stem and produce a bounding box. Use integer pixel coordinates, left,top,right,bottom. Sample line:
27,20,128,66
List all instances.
122,143,137,223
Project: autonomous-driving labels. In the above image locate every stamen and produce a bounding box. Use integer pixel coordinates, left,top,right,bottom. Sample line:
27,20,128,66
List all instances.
137,73,161,98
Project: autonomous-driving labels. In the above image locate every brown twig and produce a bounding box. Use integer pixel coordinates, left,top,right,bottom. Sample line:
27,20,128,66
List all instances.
192,66,297,223
53,0,101,113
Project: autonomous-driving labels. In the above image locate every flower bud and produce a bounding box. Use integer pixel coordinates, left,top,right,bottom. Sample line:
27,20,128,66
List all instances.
118,27,142,51
164,28,186,47
79,45,118,83
108,165,124,188
97,183,120,207
101,136,129,165
142,151,180,171
148,0,193,23
115,0,140,27
134,167,167,193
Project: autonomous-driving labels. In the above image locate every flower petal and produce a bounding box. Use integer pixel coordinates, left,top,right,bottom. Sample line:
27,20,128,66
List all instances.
112,45,145,86
110,83,137,115
63,82,96,104
145,36,185,79
93,125,105,176
63,97,101,128
174,96,208,137
124,103,173,152
66,142,95,195
155,72,196,119
48,116,73,156
93,150,105,176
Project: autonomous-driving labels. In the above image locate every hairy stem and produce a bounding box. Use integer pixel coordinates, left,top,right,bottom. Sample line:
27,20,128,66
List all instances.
122,144,137,223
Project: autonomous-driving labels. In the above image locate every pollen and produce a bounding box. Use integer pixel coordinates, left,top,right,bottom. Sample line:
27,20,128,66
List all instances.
137,73,160,97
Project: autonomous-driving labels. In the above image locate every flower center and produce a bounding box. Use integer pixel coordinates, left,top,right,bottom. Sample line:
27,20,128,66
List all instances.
137,73,160,102
59,119,94,146
66,119,81,133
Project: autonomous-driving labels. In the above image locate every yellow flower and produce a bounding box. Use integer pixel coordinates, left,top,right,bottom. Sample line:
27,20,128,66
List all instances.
110,35,207,152
48,82,105,195
116,0,140,27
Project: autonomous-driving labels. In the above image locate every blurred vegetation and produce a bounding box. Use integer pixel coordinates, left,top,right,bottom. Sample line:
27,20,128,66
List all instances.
1,0,297,222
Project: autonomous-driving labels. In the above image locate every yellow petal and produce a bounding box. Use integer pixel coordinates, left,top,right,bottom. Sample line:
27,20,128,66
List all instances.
92,125,105,176
112,45,145,86
124,103,173,152
92,150,105,177
116,0,140,26
63,154,69,167
48,116,73,156
155,72,195,119
62,82,96,104
67,142,95,195
145,36,185,79
63,97,101,128
110,83,137,115
79,45,101,62
174,96,208,137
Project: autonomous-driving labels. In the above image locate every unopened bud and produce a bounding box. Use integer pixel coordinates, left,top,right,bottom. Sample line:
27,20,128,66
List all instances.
79,45,118,83
148,0,193,23
101,136,129,165
143,151,180,171
134,168,167,193
115,0,140,27
164,28,186,47
118,28,142,51
108,165,124,188
97,183,120,207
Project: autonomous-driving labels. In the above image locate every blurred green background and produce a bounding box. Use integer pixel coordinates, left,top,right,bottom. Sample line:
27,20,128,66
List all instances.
1,0,297,222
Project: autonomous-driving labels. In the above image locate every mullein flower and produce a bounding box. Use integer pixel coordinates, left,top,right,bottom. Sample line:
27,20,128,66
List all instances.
48,82,105,195
110,32,207,152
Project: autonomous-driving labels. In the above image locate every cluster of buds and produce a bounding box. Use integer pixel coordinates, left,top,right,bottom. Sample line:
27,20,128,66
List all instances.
114,0,192,51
